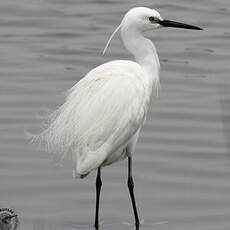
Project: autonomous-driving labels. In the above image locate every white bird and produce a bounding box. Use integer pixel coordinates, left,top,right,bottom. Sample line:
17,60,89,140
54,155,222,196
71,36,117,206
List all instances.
33,7,202,229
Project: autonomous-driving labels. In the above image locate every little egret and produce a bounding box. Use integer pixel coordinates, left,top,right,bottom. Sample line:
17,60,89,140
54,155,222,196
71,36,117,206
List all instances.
33,7,202,229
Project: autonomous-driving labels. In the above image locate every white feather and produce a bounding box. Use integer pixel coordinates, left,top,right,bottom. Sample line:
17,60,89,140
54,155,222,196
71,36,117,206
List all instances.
102,24,121,55
31,7,163,178
32,60,156,177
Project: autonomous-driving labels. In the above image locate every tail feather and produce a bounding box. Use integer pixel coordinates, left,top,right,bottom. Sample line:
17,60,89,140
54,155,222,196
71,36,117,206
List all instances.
28,103,75,165
76,149,107,176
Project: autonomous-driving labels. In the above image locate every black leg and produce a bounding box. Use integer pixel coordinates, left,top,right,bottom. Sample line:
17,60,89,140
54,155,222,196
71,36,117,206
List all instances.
94,167,102,230
127,156,140,229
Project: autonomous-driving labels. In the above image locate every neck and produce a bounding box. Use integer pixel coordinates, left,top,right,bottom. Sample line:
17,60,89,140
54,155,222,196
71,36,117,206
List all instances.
121,27,160,86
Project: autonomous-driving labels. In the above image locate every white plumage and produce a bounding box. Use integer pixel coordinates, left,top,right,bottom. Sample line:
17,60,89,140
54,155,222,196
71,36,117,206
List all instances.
32,7,201,180
34,59,157,178
33,7,162,178
32,6,202,227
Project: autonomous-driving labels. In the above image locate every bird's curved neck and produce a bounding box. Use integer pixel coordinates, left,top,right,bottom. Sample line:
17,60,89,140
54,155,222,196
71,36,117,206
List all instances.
121,28,160,84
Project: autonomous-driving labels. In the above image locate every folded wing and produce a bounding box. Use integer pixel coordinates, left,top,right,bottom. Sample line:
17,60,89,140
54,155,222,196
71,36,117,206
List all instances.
32,60,148,176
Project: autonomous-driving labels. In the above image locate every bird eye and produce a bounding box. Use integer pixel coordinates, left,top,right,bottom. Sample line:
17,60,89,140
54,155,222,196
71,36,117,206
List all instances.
149,16,155,22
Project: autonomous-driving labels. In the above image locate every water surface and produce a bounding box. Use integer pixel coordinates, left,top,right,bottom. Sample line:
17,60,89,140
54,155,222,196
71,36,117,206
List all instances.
1,0,230,229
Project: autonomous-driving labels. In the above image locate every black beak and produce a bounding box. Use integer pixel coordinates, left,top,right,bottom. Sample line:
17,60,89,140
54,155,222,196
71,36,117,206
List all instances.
158,19,202,30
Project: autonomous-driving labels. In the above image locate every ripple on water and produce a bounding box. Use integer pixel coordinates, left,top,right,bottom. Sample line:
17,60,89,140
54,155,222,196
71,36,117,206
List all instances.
1,0,230,230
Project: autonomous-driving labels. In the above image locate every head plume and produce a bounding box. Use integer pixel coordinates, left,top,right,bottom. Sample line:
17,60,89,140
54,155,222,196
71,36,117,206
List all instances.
102,23,121,55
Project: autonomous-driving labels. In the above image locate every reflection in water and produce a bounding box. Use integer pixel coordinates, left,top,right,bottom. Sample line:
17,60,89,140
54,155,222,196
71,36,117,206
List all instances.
33,220,168,230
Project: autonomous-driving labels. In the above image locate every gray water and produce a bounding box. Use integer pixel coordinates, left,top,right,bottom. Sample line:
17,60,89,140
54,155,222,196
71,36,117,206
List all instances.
1,0,230,229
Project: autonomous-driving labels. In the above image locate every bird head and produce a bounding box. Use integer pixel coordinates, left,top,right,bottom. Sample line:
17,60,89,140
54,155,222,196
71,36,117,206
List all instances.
103,7,202,55
121,7,163,31
121,7,202,32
